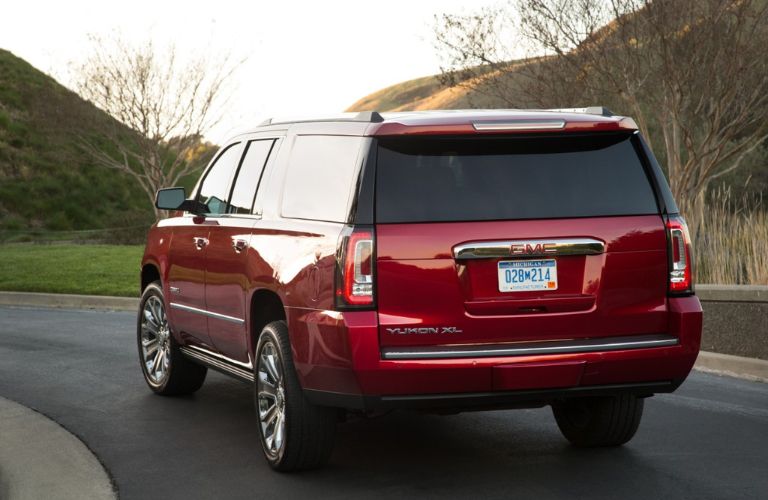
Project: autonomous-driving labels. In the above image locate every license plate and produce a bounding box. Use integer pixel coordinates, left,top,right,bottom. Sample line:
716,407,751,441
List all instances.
498,259,558,292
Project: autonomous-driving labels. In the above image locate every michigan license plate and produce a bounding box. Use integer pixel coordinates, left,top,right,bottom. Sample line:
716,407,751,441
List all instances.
498,259,558,292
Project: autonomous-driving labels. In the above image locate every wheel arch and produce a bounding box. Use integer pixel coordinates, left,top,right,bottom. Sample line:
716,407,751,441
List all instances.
249,288,287,357
141,262,161,292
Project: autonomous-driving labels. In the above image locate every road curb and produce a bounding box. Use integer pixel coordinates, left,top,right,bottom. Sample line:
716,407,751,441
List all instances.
0,396,116,499
0,291,138,311
694,351,768,383
696,284,768,302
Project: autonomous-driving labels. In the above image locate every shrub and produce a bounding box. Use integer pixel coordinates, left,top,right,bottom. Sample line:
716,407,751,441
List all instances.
687,187,768,285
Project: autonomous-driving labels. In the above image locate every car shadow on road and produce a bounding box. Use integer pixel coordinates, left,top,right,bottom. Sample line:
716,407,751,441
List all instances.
183,376,672,499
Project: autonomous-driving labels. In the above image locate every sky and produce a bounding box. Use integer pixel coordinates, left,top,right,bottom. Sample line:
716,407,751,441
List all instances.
1,0,502,142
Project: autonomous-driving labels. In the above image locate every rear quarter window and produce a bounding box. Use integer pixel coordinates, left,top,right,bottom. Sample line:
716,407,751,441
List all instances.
281,135,365,223
375,133,659,223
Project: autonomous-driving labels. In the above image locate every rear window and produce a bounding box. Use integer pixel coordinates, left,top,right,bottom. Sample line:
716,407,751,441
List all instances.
282,135,365,223
375,134,658,223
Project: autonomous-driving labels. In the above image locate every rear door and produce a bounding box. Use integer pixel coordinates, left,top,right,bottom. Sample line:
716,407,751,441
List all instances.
374,133,668,349
204,139,277,364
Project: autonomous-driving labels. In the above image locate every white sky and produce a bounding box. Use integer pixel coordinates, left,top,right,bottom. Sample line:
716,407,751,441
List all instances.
1,0,502,142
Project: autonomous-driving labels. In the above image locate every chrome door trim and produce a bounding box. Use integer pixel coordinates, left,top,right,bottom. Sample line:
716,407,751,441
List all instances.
232,238,248,253
453,238,605,260
193,236,209,250
169,302,245,325
381,334,678,360
180,345,254,382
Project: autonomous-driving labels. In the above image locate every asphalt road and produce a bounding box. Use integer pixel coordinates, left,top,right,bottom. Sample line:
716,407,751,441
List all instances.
0,306,766,499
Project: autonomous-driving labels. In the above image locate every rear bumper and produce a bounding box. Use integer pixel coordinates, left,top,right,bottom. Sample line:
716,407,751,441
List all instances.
296,296,702,411
306,381,680,412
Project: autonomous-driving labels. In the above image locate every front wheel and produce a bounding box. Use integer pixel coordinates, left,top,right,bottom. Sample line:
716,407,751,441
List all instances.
552,394,644,447
255,321,337,471
137,281,207,395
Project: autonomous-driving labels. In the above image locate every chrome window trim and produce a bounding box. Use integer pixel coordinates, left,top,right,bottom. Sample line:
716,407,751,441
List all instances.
380,334,678,360
180,346,254,381
472,120,566,131
453,238,605,260
169,302,245,325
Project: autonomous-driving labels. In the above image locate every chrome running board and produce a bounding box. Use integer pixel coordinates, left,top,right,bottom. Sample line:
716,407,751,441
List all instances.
381,334,678,360
180,345,254,382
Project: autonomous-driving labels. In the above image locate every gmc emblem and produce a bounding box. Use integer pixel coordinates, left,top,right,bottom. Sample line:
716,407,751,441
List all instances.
510,242,557,255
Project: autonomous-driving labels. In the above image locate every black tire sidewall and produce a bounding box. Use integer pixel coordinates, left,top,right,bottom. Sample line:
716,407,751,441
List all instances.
553,395,644,447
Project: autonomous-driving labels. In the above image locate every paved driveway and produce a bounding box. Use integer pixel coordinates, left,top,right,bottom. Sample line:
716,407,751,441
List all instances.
0,307,766,499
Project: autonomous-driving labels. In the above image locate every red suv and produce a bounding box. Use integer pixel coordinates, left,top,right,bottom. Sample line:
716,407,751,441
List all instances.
139,109,702,471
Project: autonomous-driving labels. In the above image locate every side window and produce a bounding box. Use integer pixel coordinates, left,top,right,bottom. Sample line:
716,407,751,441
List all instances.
197,142,243,215
282,135,365,222
229,139,275,214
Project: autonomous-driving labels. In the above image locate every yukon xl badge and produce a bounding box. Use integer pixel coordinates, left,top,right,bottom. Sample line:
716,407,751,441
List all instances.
386,327,463,335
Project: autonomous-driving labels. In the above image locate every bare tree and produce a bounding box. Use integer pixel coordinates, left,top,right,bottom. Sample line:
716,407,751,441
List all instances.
435,0,768,211
73,34,243,218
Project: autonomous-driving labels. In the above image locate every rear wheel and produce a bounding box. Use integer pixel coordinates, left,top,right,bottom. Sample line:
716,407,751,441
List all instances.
137,282,207,395
255,321,336,471
552,394,644,447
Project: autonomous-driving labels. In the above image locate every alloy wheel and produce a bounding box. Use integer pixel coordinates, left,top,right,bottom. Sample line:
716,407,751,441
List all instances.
140,295,171,385
257,341,286,457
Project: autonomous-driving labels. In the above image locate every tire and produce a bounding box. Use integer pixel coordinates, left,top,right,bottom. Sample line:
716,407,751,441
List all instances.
552,394,644,447
137,281,207,396
254,321,337,472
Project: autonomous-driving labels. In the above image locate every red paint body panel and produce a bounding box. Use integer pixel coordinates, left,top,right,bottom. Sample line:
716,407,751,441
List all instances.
376,216,669,348
140,111,702,410
205,219,255,363
144,211,701,399
164,218,212,347
329,296,701,396
367,111,637,137
492,361,585,391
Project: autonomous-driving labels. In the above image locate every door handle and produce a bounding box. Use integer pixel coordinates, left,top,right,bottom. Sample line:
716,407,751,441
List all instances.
232,238,248,253
193,237,209,250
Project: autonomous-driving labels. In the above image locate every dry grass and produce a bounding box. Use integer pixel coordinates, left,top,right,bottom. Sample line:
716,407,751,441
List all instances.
687,188,768,285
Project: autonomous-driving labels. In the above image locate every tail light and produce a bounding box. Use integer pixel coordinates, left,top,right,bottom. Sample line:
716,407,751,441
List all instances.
335,225,375,309
666,215,694,295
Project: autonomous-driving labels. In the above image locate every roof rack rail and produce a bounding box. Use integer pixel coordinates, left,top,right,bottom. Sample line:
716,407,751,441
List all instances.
546,106,615,117
257,111,384,128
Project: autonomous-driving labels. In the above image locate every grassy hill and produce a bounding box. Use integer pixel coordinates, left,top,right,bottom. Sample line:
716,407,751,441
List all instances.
346,64,509,112
0,49,164,238
348,74,469,112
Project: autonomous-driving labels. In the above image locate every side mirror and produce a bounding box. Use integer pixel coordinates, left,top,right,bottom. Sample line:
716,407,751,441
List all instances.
155,187,208,215
155,187,186,210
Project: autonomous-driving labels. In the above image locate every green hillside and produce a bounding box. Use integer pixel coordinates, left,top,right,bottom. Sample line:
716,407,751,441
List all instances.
0,49,157,237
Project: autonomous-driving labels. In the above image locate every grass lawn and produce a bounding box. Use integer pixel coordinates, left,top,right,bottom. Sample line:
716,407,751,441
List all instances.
0,244,143,297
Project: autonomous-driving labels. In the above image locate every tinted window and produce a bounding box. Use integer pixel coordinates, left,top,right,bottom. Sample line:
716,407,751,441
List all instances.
282,135,365,222
376,134,658,223
198,142,243,215
229,139,275,214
